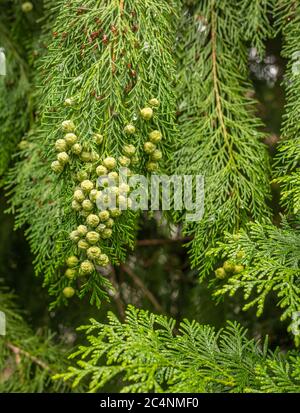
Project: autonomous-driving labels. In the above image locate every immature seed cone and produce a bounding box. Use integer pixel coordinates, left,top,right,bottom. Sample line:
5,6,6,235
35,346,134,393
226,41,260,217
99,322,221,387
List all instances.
99,210,110,222
103,157,117,170
96,223,106,233
66,256,79,268
93,133,103,145
77,225,88,237
65,269,76,280
120,167,132,177
86,231,100,244
77,170,89,181
64,133,78,146
21,2,33,13
80,260,95,275
110,208,122,217
87,246,102,260
51,161,64,173
236,250,245,259
91,152,100,162
105,218,114,228
97,253,110,266
89,189,98,202
80,151,91,162
82,199,94,211
101,228,112,239
55,139,67,152
63,287,75,298
140,107,153,120
223,261,235,273
86,214,100,228
149,130,162,143
69,230,80,242
96,165,108,176
18,140,29,150
57,152,69,164
119,156,131,167
61,120,75,132
117,195,127,208
123,144,136,157
108,186,119,197
119,183,130,194
80,180,94,193
108,172,119,182
78,239,89,250
149,98,160,107
215,267,226,279
71,200,82,211
124,124,136,134
233,264,245,274
144,141,156,154
131,155,139,165
73,189,85,203
151,149,162,161
71,143,83,155
146,161,158,172
100,194,112,207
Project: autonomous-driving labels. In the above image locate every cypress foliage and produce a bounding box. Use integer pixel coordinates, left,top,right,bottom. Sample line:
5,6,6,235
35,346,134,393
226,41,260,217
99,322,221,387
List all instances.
0,0,42,175
207,0,300,343
6,0,178,307
0,284,71,392
210,218,300,338
57,306,300,393
274,0,300,213
175,0,273,277
0,0,300,394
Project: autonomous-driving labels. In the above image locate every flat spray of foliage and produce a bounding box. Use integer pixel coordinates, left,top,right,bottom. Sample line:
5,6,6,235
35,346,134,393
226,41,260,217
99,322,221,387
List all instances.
57,306,300,393
208,0,300,339
0,0,42,175
6,0,178,307
1,0,300,394
175,0,273,276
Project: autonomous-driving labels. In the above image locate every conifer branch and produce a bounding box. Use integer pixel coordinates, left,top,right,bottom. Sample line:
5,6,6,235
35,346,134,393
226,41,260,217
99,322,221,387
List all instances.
211,4,231,157
210,218,300,338
175,0,272,278
6,342,53,373
273,0,300,213
56,306,300,393
0,285,73,392
6,0,178,307
136,236,192,246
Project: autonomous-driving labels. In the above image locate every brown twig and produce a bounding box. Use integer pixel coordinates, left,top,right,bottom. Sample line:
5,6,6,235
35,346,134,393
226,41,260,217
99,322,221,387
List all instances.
136,236,192,247
121,264,163,313
6,342,52,372
109,266,126,320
